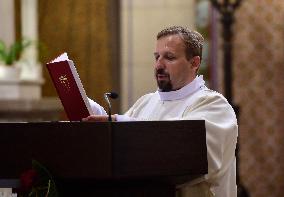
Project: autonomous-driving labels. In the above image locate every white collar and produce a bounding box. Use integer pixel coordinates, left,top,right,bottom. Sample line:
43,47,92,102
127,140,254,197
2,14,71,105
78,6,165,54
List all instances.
157,75,205,101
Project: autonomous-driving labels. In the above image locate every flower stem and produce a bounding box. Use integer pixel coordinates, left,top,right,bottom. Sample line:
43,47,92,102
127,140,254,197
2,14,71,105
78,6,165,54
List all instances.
45,180,51,197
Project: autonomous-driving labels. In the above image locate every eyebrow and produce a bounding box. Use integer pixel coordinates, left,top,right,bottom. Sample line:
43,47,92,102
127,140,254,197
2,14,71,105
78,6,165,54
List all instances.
154,51,175,56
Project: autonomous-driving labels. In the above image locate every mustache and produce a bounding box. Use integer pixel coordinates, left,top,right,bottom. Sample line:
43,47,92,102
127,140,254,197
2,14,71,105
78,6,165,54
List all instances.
156,69,169,76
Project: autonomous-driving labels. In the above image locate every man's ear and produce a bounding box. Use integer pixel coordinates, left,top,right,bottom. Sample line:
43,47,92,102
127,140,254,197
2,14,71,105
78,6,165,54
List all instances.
191,56,201,72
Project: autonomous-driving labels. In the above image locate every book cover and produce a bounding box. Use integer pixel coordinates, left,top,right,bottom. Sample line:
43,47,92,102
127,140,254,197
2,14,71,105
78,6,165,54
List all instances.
46,53,93,121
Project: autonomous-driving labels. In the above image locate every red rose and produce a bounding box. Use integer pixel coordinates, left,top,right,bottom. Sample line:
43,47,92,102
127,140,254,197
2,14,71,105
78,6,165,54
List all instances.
19,169,38,192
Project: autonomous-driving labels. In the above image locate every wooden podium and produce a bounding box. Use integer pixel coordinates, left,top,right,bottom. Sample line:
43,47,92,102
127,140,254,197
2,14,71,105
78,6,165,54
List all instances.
0,120,207,197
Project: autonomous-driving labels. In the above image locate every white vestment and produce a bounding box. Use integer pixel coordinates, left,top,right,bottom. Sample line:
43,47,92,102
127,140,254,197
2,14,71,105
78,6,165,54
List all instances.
90,76,238,197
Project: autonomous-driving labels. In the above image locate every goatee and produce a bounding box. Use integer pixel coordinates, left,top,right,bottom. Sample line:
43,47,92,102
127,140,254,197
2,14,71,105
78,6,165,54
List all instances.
155,69,173,92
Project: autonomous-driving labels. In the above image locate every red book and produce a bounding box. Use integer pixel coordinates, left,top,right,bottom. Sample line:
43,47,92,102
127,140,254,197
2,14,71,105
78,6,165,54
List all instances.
46,53,93,121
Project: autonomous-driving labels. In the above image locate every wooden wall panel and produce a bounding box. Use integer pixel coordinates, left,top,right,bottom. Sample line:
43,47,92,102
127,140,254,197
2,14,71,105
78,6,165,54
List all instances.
38,0,120,112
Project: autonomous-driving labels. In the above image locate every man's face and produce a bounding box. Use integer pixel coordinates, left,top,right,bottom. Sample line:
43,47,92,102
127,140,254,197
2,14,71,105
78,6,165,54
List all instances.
154,34,198,92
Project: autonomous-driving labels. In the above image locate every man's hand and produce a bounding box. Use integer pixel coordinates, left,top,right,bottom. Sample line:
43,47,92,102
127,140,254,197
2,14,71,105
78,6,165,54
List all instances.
82,115,116,122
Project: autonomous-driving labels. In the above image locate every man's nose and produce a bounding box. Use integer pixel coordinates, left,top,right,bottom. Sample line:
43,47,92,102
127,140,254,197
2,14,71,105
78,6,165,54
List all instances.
155,58,165,69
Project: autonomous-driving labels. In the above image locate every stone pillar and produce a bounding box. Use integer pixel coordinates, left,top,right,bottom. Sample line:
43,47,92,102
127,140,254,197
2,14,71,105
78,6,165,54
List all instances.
20,0,43,82
0,0,15,46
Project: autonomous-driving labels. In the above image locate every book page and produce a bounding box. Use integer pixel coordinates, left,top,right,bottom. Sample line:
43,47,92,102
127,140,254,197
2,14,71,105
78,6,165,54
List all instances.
51,52,69,63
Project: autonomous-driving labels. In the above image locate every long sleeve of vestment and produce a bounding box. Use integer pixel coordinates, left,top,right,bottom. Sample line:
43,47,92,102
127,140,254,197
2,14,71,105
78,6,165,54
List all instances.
88,98,107,115
182,92,238,185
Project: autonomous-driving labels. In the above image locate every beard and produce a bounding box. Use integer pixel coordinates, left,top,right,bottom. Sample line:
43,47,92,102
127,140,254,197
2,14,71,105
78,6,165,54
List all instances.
155,69,173,92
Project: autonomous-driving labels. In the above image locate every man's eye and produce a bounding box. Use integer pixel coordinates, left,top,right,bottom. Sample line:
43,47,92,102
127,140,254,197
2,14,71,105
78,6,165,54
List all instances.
166,56,175,60
154,55,160,61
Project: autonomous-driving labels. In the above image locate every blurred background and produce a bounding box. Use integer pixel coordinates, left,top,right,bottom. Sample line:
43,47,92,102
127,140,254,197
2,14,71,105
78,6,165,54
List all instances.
0,0,284,197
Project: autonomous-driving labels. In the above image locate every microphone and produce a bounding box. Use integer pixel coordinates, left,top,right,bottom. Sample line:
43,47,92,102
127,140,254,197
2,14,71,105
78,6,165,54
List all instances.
104,92,119,121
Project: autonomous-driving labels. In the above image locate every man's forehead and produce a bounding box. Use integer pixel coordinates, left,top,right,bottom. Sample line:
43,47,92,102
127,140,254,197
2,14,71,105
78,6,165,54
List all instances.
157,34,183,43
155,34,185,51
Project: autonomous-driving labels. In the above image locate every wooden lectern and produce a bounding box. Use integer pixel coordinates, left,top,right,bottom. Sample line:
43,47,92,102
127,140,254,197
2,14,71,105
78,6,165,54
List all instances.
0,120,207,197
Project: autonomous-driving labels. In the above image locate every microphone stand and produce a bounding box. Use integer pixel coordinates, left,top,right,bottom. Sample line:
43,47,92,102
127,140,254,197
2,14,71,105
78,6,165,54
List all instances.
104,92,119,122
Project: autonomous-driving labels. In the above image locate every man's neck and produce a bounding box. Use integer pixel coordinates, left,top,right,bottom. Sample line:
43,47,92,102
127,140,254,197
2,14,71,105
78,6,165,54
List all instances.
158,75,205,101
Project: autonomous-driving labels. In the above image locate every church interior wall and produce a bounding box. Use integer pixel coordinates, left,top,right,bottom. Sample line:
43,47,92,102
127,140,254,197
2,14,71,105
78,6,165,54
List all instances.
233,0,284,196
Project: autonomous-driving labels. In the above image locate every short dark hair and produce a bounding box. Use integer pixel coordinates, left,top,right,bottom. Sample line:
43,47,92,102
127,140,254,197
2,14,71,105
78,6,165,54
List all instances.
157,26,204,61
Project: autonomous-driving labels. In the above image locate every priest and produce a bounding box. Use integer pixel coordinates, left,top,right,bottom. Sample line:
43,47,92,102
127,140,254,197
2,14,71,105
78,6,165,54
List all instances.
84,26,238,197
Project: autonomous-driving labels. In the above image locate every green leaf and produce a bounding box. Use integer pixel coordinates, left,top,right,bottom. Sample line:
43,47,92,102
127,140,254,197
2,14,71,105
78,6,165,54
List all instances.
0,39,32,65
0,41,7,62
6,44,18,65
